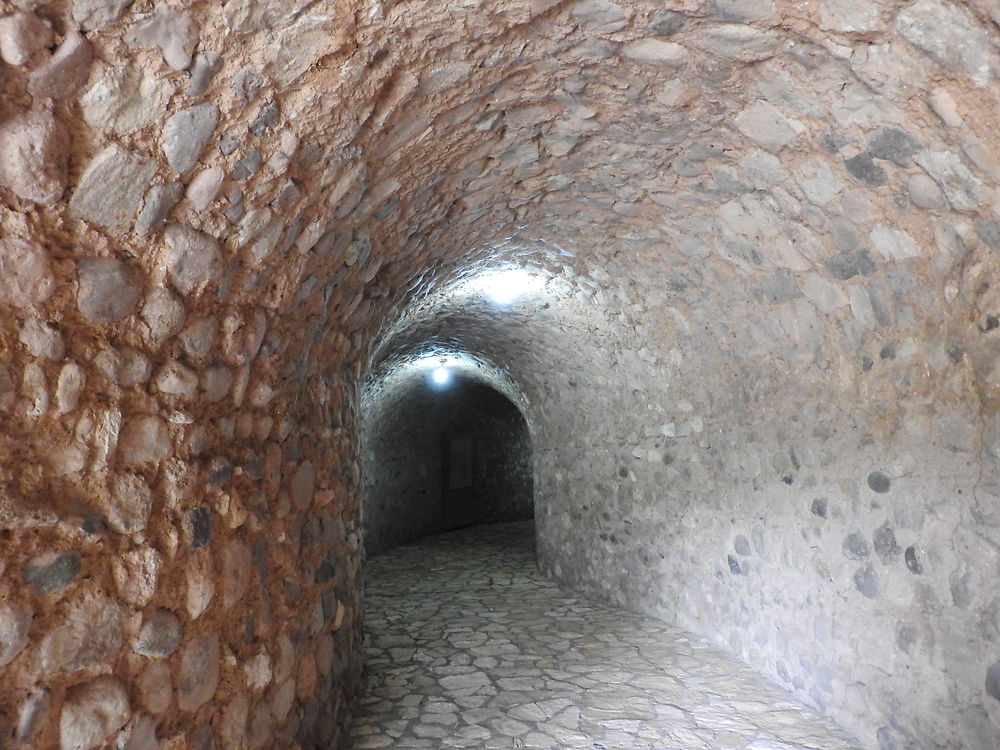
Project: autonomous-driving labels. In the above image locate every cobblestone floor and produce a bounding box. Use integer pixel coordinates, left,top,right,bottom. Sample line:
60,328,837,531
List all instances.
348,522,863,750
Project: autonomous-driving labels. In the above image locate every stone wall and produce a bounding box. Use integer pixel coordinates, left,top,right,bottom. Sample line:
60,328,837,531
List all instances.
0,0,998,749
363,375,533,557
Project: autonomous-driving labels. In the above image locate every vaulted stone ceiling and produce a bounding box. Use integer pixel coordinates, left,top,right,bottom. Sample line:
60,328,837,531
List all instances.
0,1,998,749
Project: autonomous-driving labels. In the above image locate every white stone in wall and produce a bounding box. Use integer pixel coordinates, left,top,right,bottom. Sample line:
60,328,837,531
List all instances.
107,473,153,534
22,362,47,418
801,273,848,314
687,24,781,62
619,39,686,66
0,11,52,66
818,0,884,32
907,174,945,210
793,158,844,206
927,88,964,128
569,0,628,33
179,316,217,361
59,677,129,750
161,103,220,173
164,224,224,294
176,634,220,711
111,547,161,607
18,318,64,360
0,236,55,307
81,64,173,134
897,0,998,87
125,5,198,71
870,225,920,261
136,662,171,714
734,102,805,153
40,594,124,674
0,110,68,205
186,166,224,211
55,362,84,415
202,366,234,403
72,0,133,30
0,601,32,667
185,556,215,620
155,361,199,397
141,287,187,342
70,145,156,235
118,415,171,464
76,258,143,323
915,150,982,211
27,30,93,100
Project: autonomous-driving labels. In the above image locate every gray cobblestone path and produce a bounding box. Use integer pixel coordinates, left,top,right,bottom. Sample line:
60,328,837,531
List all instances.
349,522,863,750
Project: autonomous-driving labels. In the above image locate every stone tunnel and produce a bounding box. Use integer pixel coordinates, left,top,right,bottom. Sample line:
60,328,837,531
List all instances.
0,0,999,748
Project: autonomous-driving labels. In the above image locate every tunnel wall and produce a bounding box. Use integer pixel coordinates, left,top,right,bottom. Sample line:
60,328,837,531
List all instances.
363,377,533,557
530,267,1000,750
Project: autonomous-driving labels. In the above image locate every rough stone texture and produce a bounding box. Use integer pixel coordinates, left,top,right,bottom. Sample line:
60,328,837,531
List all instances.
72,0,132,31
69,144,157,235
0,236,55,307
76,258,143,323
39,594,123,674
161,104,220,173
353,523,863,749
27,30,93,100
22,552,81,593
176,634,220,712
118,415,171,464
124,5,198,71
0,11,52,66
0,601,32,666
81,65,173,133
0,3,996,750
163,223,224,293
134,609,183,658
0,110,69,205
135,183,185,237
59,677,129,750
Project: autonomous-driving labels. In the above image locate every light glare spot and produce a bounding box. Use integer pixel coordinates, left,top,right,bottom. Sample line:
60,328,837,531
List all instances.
432,367,450,385
478,269,541,305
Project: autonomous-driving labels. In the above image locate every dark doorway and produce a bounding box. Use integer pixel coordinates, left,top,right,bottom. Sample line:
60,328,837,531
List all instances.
362,377,534,556
443,431,477,530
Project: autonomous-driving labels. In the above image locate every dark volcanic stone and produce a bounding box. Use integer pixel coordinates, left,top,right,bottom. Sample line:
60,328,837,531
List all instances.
727,555,742,575
873,523,902,563
986,663,1000,702
23,551,81,593
975,218,1000,252
811,497,828,518
844,152,887,186
188,506,212,549
867,471,891,493
868,126,920,167
843,532,871,560
853,565,878,598
648,10,685,36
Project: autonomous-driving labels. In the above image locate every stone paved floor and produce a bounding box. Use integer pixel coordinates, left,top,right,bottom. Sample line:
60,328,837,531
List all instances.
348,522,864,750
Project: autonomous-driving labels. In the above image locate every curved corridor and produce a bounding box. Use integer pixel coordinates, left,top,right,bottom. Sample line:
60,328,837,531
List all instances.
349,522,863,750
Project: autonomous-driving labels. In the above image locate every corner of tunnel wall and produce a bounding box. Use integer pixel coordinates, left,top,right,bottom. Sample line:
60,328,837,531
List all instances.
528,282,1000,750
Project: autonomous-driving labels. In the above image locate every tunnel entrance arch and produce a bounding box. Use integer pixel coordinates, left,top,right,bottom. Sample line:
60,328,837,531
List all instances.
361,352,535,557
